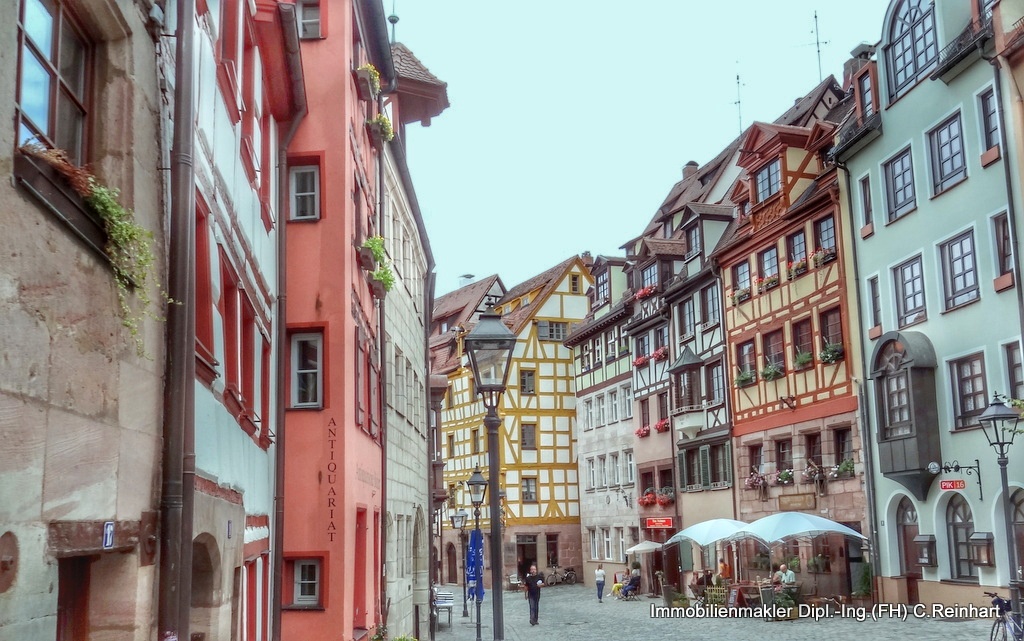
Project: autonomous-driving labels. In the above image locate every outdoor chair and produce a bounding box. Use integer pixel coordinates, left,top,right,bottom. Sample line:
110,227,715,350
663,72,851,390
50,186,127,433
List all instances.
434,590,454,628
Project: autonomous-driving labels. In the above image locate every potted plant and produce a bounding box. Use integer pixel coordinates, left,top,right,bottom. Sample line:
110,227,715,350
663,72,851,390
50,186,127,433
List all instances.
760,361,785,381
775,469,794,485
836,458,855,478
811,247,837,267
652,345,669,361
745,470,769,501
772,589,798,620
371,622,388,641
638,488,657,506
355,63,381,101
370,263,395,298
656,488,675,506
633,354,650,368
734,369,756,387
367,113,395,145
851,564,873,606
820,341,844,364
731,287,751,305
360,234,386,270
635,424,651,438
794,350,814,369
653,418,670,433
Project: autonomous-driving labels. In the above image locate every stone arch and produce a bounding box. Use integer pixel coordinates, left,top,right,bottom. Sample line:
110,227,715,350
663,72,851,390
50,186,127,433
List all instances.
190,532,221,639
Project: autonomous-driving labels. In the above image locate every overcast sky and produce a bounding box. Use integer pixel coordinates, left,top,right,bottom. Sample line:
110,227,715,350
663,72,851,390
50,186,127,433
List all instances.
393,1,893,295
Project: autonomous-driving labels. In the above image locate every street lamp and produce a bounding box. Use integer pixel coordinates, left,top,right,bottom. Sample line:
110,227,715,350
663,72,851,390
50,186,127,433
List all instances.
464,304,515,641
450,509,470,618
467,468,488,641
977,393,1021,616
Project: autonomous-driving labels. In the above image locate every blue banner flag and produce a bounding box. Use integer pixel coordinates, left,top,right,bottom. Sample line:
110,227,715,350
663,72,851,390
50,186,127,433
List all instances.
468,529,485,601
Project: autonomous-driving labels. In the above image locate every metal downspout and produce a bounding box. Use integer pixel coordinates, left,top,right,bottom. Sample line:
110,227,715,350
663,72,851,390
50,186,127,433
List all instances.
159,0,196,636
271,4,307,639
835,160,881,595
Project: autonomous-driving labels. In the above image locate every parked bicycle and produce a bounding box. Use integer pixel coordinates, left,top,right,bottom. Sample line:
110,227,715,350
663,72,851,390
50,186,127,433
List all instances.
985,591,1023,641
545,565,577,585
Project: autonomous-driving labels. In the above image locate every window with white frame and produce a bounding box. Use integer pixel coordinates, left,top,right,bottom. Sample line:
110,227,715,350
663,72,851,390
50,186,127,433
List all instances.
609,453,620,485
679,297,696,340
603,528,612,560
940,230,979,309
707,361,725,404
587,458,596,489
293,559,321,605
291,333,323,407
595,395,606,426
596,271,609,303
618,528,626,562
609,390,619,422
584,399,593,430
641,263,658,288
621,385,633,418
598,455,607,487
606,328,617,359
624,450,635,484
521,477,538,502
929,113,966,193
701,285,720,325
593,337,603,366
590,529,599,560
755,159,781,202
290,166,320,220
297,0,321,38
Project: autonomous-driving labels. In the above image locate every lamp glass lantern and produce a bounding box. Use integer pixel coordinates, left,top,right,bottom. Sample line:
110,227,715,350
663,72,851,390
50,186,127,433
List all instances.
976,395,1021,450
969,532,995,566
450,509,468,531
913,534,937,567
464,305,516,392
467,468,488,506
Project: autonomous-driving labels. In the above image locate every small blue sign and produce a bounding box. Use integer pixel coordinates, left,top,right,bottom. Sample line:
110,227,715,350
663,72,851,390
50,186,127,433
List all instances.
102,521,115,550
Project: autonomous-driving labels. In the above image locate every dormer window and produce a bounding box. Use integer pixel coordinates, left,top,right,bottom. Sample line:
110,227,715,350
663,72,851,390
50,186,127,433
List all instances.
886,0,937,100
685,226,701,259
641,263,658,289
595,271,609,303
755,159,781,202
858,71,875,119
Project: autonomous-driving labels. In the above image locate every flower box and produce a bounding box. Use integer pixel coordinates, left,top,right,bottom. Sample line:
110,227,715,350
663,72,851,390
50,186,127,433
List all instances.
656,492,674,506
756,275,780,292
358,246,377,270
773,469,794,485
760,362,784,381
734,370,755,387
653,418,670,433
730,288,751,305
633,355,650,368
652,346,669,362
634,284,657,300
354,64,381,101
635,425,651,438
793,351,814,369
811,247,837,267
786,260,808,280
820,342,844,364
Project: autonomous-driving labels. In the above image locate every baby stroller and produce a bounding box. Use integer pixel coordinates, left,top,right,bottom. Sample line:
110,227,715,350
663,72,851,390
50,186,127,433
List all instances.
619,574,641,601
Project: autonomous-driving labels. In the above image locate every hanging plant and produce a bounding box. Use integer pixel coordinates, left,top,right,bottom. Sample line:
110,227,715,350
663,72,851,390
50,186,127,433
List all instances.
362,235,387,263
356,63,382,96
367,114,395,142
20,143,165,357
371,263,396,292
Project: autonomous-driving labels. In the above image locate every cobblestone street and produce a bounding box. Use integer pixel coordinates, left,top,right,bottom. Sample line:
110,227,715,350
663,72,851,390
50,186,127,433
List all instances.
432,583,992,641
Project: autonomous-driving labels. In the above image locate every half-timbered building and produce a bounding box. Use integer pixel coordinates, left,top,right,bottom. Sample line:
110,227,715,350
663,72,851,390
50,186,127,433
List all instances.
714,82,869,596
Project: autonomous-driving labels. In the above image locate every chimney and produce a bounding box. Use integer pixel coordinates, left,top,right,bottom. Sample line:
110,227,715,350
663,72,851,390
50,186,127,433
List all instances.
580,251,594,267
458,273,475,289
843,43,875,91
683,160,699,179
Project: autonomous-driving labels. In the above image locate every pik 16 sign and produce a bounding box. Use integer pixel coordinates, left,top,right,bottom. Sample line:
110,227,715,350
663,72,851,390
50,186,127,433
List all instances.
940,479,967,491
645,517,674,529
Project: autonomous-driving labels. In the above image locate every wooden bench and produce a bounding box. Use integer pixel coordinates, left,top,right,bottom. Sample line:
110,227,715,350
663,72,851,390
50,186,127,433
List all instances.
434,591,454,628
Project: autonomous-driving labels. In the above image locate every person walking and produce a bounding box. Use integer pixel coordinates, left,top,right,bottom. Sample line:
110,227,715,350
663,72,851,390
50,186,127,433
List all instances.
523,564,544,625
595,563,606,603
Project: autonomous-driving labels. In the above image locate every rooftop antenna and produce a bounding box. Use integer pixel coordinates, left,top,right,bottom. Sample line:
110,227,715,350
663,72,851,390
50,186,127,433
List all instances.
733,72,743,135
813,11,829,82
388,0,398,43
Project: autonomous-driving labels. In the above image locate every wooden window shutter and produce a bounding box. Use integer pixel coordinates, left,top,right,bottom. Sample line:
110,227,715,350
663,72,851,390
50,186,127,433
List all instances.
677,451,687,488
723,443,733,485
699,445,711,489
355,329,365,426
370,357,380,437
537,321,549,340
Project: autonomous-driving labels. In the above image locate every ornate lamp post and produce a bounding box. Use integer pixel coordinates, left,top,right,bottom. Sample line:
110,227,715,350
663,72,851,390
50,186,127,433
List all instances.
463,304,515,641
467,468,488,641
977,394,1021,616
450,509,470,618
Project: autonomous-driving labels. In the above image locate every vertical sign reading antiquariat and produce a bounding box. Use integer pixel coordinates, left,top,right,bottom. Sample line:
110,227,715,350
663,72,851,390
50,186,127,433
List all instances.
326,417,338,542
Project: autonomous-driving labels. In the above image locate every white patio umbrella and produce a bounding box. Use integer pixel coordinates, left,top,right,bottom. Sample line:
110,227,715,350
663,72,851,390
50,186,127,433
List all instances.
666,519,748,547
729,512,869,544
625,540,664,554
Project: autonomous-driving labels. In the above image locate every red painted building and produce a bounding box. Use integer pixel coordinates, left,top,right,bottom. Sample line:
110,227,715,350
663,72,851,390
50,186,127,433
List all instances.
281,1,393,638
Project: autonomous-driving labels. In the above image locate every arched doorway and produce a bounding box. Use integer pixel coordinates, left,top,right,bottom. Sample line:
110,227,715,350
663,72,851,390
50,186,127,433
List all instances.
191,533,221,640
947,493,976,580
446,542,458,585
896,496,920,604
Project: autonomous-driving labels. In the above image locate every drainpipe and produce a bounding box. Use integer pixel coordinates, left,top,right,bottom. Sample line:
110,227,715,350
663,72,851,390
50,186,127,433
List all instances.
271,5,307,640
835,160,881,596
158,0,196,636
988,55,1024,360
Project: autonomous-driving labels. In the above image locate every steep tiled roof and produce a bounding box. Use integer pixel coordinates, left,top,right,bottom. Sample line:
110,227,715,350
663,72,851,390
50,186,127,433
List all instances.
499,256,580,335
430,275,504,375
773,76,843,127
392,42,447,87
642,238,689,257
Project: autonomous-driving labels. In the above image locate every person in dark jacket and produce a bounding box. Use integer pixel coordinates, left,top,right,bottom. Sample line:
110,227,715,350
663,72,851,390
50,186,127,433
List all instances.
522,564,545,625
